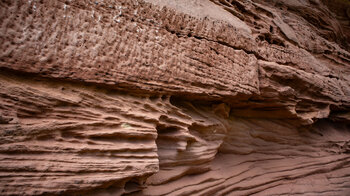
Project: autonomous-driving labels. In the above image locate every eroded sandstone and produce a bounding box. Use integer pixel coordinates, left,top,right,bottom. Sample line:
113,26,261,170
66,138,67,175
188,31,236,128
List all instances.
0,0,350,195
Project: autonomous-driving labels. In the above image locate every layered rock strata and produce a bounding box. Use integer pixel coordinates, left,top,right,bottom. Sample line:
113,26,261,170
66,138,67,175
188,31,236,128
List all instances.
0,0,350,195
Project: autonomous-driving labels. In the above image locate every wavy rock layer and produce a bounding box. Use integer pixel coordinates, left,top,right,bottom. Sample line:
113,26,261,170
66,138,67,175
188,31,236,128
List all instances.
0,0,350,195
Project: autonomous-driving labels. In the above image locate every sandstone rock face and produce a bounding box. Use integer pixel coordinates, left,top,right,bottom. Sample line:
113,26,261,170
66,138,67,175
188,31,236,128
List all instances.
0,0,350,195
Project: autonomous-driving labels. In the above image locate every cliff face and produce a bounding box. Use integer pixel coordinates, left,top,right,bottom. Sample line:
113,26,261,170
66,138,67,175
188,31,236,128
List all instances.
0,0,350,195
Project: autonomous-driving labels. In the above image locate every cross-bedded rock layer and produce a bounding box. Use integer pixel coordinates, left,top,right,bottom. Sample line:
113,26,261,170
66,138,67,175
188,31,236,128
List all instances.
0,0,350,195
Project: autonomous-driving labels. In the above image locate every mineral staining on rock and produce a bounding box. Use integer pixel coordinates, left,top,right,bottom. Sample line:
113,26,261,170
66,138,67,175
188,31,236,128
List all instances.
0,0,350,195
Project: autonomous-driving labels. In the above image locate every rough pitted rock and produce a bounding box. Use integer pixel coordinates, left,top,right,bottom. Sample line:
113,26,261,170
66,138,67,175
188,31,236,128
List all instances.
0,0,350,195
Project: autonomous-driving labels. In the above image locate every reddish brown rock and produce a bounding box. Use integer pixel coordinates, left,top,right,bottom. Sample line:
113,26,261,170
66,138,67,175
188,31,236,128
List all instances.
0,0,350,195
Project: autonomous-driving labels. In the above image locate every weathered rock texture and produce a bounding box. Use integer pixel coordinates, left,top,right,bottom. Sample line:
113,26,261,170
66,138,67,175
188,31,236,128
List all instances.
0,0,350,195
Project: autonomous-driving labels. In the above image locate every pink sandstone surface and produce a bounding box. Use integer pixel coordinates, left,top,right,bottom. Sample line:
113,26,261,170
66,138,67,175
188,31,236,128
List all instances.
0,0,350,195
